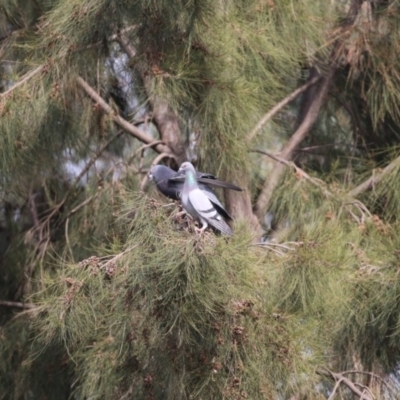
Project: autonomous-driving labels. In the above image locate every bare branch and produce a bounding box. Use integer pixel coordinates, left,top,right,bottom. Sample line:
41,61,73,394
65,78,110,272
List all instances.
130,140,165,161
318,369,373,400
116,31,137,58
65,193,100,219
72,130,125,187
342,370,397,395
76,77,173,156
0,300,36,309
348,154,400,197
0,65,43,98
246,75,322,143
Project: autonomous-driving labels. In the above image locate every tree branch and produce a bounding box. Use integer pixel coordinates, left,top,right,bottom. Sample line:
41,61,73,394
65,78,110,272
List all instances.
318,369,373,400
115,33,185,163
0,65,43,98
246,75,322,143
251,148,332,198
348,154,400,197
76,76,173,156
253,0,365,218
0,300,36,309
254,67,335,218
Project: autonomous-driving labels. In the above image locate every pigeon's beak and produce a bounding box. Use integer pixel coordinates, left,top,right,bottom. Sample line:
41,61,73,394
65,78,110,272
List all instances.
148,171,154,181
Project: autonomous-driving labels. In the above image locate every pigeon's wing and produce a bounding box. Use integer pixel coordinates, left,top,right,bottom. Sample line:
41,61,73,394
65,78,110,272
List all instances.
200,185,232,220
197,177,242,191
188,188,233,236
169,171,243,192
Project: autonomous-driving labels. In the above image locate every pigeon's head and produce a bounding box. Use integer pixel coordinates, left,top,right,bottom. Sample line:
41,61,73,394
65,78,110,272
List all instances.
148,165,175,187
178,162,195,174
148,165,158,182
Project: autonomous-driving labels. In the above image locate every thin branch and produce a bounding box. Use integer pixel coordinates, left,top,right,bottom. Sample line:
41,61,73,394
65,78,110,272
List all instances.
109,25,139,41
342,370,397,395
76,77,173,156
116,31,136,58
246,75,322,143
328,376,344,400
66,193,99,218
129,140,165,166
251,149,331,197
348,154,400,197
318,369,373,400
100,245,138,270
72,130,125,188
254,67,335,218
28,192,41,242
0,300,36,309
0,65,43,98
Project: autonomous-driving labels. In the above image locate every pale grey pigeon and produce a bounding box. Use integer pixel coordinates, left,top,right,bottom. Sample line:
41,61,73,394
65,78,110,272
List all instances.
178,162,233,236
149,165,241,220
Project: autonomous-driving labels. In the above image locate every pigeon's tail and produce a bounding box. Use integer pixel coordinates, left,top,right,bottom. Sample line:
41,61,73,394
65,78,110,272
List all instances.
208,216,233,236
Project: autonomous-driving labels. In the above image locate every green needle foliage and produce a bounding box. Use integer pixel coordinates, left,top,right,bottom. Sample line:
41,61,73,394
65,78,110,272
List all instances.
2,0,400,399
24,195,312,399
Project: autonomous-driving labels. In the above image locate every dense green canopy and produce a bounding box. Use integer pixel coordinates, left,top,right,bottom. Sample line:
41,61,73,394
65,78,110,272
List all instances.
1,0,400,399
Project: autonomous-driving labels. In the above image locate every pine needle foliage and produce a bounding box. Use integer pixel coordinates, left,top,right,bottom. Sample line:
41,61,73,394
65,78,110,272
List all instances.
26,194,312,399
3,0,400,398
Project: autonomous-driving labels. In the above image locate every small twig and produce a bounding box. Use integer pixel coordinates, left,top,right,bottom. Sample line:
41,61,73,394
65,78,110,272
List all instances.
119,383,134,400
65,218,74,261
28,192,42,243
0,65,43,98
130,140,165,163
73,131,125,188
0,300,36,309
252,241,303,256
247,75,322,143
251,149,331,197
100,244,138,269
66,193,100,218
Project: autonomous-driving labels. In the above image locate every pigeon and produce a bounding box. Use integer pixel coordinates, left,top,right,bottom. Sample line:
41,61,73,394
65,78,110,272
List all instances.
149,165,241,221
178,162,233,236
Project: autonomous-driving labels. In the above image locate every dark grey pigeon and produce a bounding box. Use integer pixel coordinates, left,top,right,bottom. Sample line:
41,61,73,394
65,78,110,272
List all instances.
149,165,241,221
179,162,233,236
